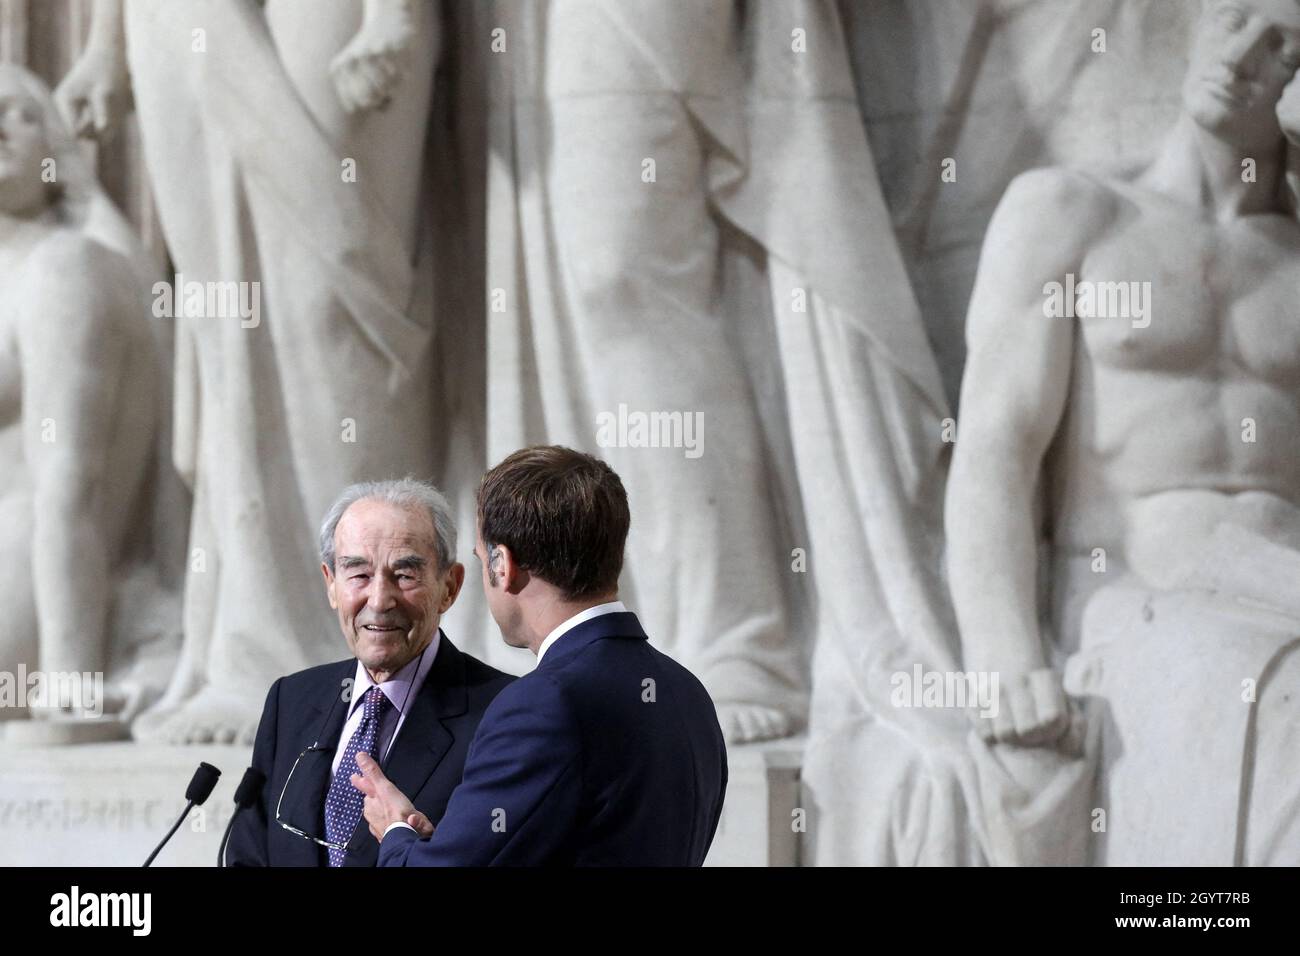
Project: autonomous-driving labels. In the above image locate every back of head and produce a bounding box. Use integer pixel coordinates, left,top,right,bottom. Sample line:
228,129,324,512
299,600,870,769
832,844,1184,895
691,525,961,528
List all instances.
477,446,630,601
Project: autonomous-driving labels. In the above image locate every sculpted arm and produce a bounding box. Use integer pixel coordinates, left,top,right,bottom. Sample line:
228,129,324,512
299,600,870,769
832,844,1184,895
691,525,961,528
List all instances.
55,0,130,141
330,0,440,115
945,169,1108,747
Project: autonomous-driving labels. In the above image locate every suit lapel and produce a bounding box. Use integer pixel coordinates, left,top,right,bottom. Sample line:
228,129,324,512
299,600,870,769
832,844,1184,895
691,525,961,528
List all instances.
343,633,468,864
274,660,353,866
305,661,354,818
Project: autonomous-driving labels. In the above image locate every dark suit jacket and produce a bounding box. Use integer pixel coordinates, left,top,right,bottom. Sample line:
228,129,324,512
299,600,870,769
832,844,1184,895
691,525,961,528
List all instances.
378,611,728,866
226,631,513,866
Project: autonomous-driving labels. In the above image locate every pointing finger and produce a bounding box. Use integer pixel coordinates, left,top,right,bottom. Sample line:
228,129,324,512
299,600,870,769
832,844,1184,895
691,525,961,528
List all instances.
350,770,377,797
355,751,386,781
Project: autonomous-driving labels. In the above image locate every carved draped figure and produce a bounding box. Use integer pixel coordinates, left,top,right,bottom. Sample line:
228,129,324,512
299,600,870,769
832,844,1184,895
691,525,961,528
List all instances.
125,0,441,743
481,0,957,757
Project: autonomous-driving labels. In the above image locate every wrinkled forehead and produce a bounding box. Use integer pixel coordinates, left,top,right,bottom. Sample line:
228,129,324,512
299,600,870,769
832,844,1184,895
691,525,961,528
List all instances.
1202,0,1300,33
336,500,437,553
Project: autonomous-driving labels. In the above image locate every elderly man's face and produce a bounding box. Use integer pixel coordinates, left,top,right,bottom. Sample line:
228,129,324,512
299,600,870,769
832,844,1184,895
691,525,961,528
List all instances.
0,75,52,217
1185,0,1300,146
322,499,463,679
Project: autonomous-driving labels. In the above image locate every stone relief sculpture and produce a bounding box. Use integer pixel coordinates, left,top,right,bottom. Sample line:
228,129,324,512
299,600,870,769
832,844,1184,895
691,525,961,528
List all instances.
0,63,172,744
948,0,1300,864
3,0,1293,869
484,0,809,742
57,0,444,744
726,2,981,864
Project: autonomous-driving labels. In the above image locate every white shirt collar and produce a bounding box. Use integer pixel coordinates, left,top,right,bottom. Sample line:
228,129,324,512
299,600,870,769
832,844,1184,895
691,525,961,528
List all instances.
536,601,627,663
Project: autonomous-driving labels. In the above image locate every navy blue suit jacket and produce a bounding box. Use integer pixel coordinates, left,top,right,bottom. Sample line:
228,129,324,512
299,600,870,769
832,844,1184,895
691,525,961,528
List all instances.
378,611,728,866
226,632,513,866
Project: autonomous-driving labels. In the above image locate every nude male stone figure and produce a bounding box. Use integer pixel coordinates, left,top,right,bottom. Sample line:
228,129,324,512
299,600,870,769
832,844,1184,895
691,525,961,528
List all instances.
947,0,1300,863
0,65,158,739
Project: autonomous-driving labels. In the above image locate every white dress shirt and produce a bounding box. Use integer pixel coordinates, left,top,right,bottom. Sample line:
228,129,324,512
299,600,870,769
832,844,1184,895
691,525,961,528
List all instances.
331,631,440,776
536,600,628,664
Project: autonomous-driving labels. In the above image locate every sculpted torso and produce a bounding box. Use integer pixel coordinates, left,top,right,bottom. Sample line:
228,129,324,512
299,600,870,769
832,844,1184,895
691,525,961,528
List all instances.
0,221,73,503
1051,176,1300,588
947,151,1300,747
0,222,155,510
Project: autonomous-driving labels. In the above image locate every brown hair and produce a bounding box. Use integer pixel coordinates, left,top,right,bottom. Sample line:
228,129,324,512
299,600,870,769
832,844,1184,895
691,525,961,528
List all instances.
477,446,630,601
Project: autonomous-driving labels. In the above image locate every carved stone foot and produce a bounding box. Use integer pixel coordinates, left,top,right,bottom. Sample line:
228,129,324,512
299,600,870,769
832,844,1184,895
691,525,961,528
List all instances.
716,702,797,744
131,685,261,746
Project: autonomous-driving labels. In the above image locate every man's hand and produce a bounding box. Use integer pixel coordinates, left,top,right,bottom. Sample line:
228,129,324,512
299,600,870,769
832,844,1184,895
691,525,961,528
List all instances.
353,749,434,842
55,46,131,141
328,0,415,115
973,668,1076,749
353,752,434,842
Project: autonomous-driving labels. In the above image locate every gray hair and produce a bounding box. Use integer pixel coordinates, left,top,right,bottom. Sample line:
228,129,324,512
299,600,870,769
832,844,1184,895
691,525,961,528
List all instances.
319,478,458,573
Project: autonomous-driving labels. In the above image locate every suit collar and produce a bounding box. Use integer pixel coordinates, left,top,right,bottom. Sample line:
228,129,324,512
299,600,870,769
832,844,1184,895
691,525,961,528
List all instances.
537,600,627,663
536,611,648,670
418,629,470,720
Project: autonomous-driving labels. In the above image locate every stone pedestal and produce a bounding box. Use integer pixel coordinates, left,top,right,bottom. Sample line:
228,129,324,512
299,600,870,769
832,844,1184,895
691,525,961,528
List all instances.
704,738,805,867
0,737,807,866
0,742,253,867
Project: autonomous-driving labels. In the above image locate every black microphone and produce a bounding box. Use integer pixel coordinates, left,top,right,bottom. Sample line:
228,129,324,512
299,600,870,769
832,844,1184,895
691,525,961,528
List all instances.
186,762,222,804
232,767,265,807
143,762,222,867
218,768,266,868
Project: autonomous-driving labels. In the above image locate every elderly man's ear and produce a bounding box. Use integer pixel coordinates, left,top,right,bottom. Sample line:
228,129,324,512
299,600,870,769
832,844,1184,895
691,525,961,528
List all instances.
439,562,466,614
321,563,339,610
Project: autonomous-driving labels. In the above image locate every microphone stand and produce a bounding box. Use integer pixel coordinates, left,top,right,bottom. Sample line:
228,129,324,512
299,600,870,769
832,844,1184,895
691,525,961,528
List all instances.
144,801,197,868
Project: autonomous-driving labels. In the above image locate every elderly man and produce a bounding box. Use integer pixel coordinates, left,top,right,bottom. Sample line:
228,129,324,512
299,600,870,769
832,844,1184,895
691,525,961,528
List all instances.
224,479,512,866
948,0,1300,864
